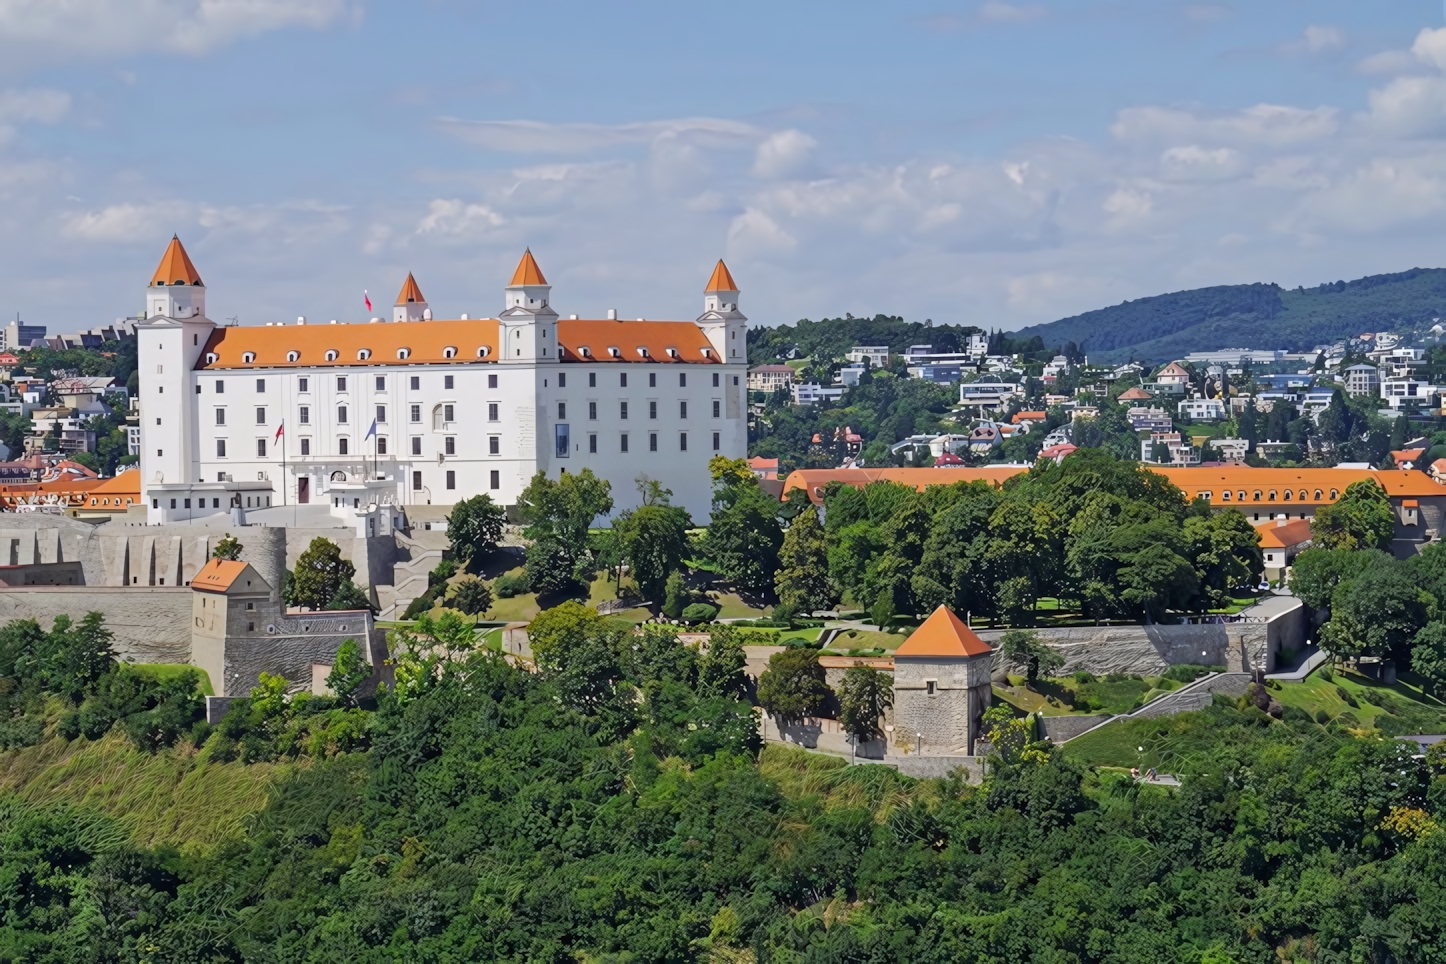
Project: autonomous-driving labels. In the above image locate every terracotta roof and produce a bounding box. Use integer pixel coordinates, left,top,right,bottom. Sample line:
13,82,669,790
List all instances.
88,469,141,497
150,235,203,287
1255,518,1313,549
395,273,426,306
748,457,779,469
1393,448,1426,465
509,248,547,286
894,606,992,658
1154,466,1446,501
191,558,253,592
705,259,738,292
780,465,1028,504
1158,362,1190,377
1404,499,1419,507
1435,459,1446,474
555,319,720,364
198,319,501,369
1011,411,1048,423
934,452,964,465
1119,386,1152,400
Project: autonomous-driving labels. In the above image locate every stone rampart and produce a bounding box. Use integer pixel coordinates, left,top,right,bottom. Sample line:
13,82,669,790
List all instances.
0,586,192,663
1038,713,1114,742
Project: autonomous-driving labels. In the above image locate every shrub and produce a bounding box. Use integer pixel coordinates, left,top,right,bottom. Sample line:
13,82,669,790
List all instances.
1073,671,1097,684
1282,705,1313,724
1335,684,1359,708
401,589,435,620
494,571,530,598
1314,709,1331,725
1318,667,1334,682
681,603,719,625
1163,664,1216,683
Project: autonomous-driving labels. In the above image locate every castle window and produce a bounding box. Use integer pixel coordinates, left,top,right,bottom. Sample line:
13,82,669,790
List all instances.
397,348,410,360
702,348,712,358
1330,489,1338,499
325,349,338,361
609,347,620,358
287,351,299,362
1299,490,1307,501
666,347,678,358
636,347,649,358
1283,490,1291,501
205,352,218,364
1268,490,1277,501
1221,490,1231,501
241,352,255,364
357,349,371,361
476,346,490,358
1253,490,1261,501
1314,489,1323,500
443,346,456,359
579,346,591,357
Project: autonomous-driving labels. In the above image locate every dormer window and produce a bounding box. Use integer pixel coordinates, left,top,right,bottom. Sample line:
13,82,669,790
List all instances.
241,352,256,364
286,351,300,362
636,347,649,358
476,346,490,358
701,348,712,358
608,347,621,358
397,348,410,360
443,346,456,359
665,347,678,358
579,346,592,358
205,352,218,364
357,349,371,361
325,349,339,362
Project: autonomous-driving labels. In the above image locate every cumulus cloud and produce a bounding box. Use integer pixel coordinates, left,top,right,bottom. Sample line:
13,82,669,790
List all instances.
416,199,505,237
1282,25,1344,55
437,116,763,154
727,207,796,256
0,88,69,124
64,202,190,242
1157,145,1247,182
0,0,351,59
752,130,816,179
1367,76,1446,137
1112,103,1339,146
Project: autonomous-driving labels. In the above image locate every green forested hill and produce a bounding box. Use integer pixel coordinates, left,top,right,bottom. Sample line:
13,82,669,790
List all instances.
1009,267,1446,362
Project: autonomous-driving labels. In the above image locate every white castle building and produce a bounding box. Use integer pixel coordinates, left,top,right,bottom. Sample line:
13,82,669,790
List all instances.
137,239,749,526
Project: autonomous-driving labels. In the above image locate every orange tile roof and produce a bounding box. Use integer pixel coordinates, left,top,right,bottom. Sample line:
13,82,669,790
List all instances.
705,259,738,292
1153,466,1446,502
509,248,547,286
395,273,426,306
555,319,720,364
150,235,203,287
1118,386,1152,400
191,558,252,592
1393,448,1426,464
894,606,992,658
1255,518,1313,549
748,457,779,469
780,465,1028,504
1012,410,1047,423
198,319,501,369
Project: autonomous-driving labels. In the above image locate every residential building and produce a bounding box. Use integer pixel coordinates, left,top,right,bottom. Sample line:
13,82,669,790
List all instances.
1382,377,1439,411
748,364,797,394
1038,442,1077,464
907,363,969,383
1343,364,1380,397
1126,406,1172,432
968,423,1001,454
1154,362,1192,387
1041,355,1070,379
1141,432,1199,465
747,456,779,480
846,346,889,368
1179,398,1227,421
793,383,845,405
1301,390,1336,418
1010,410,1048,431
138,239,748,524
1393,448,1427,470
1117,386,1152,403
1255,518,1314,580
836,364,866,387
966,332,989,358
0,318,45,352
1207,437,1249,461
958,381,1022,410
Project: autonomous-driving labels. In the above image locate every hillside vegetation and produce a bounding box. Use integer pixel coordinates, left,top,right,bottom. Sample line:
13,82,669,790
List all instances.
1009,267,1446,362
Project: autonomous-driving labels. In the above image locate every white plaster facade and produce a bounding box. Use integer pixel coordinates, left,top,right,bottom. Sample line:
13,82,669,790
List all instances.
137,244,748,524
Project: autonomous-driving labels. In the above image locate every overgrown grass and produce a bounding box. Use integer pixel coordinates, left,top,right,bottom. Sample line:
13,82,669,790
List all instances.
130,663,214,697
758,743,938,820
995,674,1182,716
0,716,288,853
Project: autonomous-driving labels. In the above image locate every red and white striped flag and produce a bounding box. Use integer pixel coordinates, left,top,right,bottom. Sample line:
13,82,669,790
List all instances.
274,422,284,442
364,290,372,312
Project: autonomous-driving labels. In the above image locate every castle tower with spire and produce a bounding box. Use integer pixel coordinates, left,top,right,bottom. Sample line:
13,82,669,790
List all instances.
393,273,429,323
499,248,557,363
697,260,747,363
146,235,207,321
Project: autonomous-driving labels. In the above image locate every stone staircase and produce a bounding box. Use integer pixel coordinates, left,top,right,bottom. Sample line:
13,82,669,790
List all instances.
376,528,450,619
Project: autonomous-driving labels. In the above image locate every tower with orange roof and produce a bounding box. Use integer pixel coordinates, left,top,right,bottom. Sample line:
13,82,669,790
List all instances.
499,248,558,364
393,273,430,323
696,259,747,364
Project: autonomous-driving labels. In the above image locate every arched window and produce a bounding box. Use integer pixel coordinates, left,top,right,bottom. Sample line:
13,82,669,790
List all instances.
241,352,256,364
476,346,490,358
325,349,338,362
701,347,713,358
1253,490,1262,501
1268,490,1277,501
357,349,371,361
205,352,218,364
666,347,678,358
443,346,456,359
1330,488,1339,499
1298,490,1307,501
397,348,410,360
636,347,649,358
1221,490,1232,501
608,347,621,358
1283,489,1292,501
286,351,300,362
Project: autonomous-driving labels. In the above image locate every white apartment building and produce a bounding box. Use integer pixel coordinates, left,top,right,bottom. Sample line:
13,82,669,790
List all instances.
1343,364,1380,397
846,346,889,367
1179,398,1227,421
137,240,748,525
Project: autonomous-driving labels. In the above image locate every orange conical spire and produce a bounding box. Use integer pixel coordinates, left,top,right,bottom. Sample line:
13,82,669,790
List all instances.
704,259,737,293
509,248,548,286
395,272,426,306
150,235,203,286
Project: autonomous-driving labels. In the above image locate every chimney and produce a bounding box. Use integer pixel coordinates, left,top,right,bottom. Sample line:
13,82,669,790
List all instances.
297,316,305,325
1277,514,1288,527
607,309,617,320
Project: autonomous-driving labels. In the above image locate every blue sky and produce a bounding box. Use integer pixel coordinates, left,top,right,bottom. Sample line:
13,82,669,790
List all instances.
3,1,1446,338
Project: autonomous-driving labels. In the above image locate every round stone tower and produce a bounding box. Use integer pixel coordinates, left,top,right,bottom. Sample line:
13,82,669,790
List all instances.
239,527,287,608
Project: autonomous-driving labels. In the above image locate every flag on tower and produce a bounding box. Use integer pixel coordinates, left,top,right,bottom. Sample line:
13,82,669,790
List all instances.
274,422,284,442
364,290,372,312
365,418,377,440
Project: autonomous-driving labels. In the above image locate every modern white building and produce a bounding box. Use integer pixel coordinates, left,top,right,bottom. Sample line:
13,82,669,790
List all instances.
846,346,889,368
1343,364,1379,398
137,239,749,525
1178,398,1227,421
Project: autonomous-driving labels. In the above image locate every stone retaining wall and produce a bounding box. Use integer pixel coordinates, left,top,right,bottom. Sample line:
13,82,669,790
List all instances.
1131,672,1251,717
1038,713,1114,742
885,754,985,782
0,586,193,663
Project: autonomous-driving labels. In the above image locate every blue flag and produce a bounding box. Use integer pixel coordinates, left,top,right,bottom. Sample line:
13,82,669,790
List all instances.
365,418,377,439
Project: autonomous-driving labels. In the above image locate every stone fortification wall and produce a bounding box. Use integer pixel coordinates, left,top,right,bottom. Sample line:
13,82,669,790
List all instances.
217,609,383,696
764,713,887,760
1130,672,1251,718
0,587,192,664
886,754,985,782
974,601,1306,676
1038,713,1114,742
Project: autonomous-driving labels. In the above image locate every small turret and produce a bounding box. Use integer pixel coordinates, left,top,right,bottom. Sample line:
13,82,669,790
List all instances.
146,235,206,320
393,273,428,322
697,259,747,362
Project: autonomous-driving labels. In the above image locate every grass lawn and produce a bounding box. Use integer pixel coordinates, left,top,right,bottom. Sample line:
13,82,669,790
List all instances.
131,663,214,697
827,628,906,652
994,674,1183,717
712,592,771,620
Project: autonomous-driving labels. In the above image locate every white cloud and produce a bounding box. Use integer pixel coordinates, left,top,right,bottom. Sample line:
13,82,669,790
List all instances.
0,0,351,58
727,207,796,256
1358,49,1415,75
416,199,505,238
752,129,816,179
0,88,68,123
1413,26,1446,70
1102,187,1152,228
64,202,190,242
437,116,763,153
1157,145,1246,182
1289,158,1446,234
979,2,1046,24
1297,25,1345,54
1112,103,1339,146
1367,75,1446,137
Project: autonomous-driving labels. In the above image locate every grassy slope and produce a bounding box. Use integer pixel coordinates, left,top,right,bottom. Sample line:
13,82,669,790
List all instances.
0,722,287,852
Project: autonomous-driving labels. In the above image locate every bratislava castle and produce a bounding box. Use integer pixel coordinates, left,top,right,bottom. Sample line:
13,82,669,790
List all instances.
137,239,749,525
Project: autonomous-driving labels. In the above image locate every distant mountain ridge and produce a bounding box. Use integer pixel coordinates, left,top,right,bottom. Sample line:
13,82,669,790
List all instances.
1007,267,1446,363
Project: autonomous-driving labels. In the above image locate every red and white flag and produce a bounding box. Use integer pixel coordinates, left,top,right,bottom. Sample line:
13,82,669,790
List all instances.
274,422,284,442
364,290,372,312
